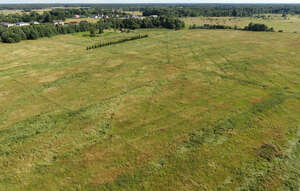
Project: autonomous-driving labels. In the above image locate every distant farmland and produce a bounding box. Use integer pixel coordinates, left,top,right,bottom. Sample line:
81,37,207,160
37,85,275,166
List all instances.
0,23,299,190
182,14,300,33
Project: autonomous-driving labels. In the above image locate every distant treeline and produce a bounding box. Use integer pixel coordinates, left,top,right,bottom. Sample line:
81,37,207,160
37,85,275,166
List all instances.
0,4,170,10
0,8,126,23
189,23,274,32
189,24,238,30
87,34,148,50
2,4,300,12
142,5,300,17
0,16,184,43
3,4,300,23
101,16,185,30
0,21,91,43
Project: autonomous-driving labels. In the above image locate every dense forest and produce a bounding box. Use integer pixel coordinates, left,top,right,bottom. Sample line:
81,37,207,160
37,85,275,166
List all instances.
142,5,300,17
0,16,184,43
0,21,90,43
101,16,185,30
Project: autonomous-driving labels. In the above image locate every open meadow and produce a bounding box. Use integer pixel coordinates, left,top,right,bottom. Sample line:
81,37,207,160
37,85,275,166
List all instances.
124,11,143,16
182,14,300,33
0,9,25,15
0,26,300,190
65,17,100,23
0,8,53,15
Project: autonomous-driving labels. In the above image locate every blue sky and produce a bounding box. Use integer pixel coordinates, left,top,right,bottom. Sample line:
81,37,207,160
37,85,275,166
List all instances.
1,0,299,3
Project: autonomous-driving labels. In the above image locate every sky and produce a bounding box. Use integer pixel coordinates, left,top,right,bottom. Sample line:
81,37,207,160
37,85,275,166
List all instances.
1,0,300,4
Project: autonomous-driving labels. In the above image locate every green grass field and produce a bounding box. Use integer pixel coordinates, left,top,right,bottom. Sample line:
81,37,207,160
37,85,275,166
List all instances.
0,8,53,15
182,14,300,33
124,11,143,16
65,17,99,23
0,25,299,190
0,9,25,15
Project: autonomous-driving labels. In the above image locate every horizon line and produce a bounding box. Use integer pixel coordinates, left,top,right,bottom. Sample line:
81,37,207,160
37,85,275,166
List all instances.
1,2,300,4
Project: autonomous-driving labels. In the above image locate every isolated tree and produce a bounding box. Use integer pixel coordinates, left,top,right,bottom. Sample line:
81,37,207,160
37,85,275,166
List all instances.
232,9,238,17
97,20,105,34
89,27,96,37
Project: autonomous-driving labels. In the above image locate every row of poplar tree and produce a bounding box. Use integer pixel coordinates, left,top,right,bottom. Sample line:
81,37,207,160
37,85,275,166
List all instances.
87,34,149,50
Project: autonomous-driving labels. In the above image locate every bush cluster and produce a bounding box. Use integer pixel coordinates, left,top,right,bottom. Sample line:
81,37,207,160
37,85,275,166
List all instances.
244,22,274,32
189,23,274,32
86,34,149,50
189,24,240,30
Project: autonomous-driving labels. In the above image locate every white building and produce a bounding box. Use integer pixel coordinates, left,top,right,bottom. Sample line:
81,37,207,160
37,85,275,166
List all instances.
16,22,30,27
0,22,15,28
52,20,65,26
30,21,40,25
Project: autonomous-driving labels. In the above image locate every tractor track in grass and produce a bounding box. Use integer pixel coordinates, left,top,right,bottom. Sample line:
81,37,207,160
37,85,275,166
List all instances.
188,43,269,89
0,45,196,131
1,29,300,190
0,78,153,144
1,28,290,164
235,124,300,191
0,67,192,147
2,49,292,176
148,33,187,71
49,89,293,166
11,78,72,112
94,91,298,190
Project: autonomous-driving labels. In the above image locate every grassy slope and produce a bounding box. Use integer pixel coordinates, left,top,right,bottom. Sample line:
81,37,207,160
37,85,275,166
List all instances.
0,29,299,190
